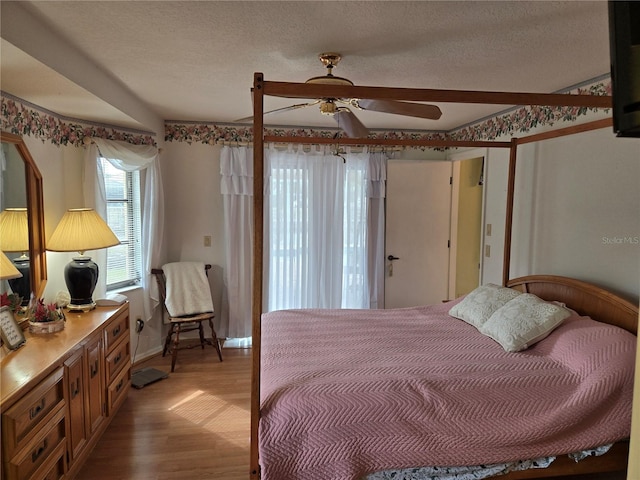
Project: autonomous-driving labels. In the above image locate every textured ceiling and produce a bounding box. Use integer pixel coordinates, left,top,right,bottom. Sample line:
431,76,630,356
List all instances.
0,1,612,135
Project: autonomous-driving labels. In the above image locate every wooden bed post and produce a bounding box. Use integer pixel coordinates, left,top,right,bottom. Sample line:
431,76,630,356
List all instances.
250,72,265,480
502,137,518,286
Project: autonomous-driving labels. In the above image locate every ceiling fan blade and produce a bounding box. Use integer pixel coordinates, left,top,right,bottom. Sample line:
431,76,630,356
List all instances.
357,99,442,120
235,101,320,122
334,108,369,138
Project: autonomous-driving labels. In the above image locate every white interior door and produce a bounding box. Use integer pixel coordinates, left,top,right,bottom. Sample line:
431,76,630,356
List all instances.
385,160,452,308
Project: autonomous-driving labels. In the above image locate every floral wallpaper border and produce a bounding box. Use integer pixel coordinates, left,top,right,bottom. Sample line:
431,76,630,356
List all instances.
450,81,611,142
1,92,156,147
1,78,611,149
164,121,450,145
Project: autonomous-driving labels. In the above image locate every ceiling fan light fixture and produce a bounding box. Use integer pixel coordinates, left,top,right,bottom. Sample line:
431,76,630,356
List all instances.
320,101,338,115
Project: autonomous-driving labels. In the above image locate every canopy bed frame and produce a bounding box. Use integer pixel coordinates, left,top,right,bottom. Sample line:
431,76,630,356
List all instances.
249,73,636,479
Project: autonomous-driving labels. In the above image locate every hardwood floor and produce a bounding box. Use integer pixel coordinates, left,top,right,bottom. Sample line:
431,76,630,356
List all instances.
76,346,251,480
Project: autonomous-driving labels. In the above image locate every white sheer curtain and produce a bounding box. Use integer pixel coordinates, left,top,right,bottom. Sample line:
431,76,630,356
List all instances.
219,144,386,339
219,146,253,340
83,138,164,322
365,151,387,309
264,145,387,311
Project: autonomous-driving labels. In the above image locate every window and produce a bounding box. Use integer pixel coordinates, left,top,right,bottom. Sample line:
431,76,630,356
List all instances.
99,158,142,290
266,151,369,311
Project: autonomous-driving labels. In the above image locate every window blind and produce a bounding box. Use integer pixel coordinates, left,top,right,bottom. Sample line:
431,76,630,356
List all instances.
100,158,142,289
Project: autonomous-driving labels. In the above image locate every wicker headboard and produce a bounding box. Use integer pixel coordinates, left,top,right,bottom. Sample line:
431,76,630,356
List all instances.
506,275,638,335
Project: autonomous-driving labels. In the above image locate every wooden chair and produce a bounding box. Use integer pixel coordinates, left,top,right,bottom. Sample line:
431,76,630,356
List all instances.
152,263,223,372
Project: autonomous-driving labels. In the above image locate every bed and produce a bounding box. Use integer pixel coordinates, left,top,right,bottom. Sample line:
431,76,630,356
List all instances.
248,75,637,479
257,275,637,480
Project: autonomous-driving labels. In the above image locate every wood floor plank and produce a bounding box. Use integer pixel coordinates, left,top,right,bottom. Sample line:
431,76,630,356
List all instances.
75,347,251,480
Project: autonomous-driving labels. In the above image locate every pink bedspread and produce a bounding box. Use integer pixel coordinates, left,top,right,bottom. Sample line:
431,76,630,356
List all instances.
259,301,637,480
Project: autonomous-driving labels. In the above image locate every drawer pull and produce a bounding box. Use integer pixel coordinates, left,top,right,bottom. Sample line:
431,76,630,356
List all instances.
112,325,121,337
29,399,46,420
31,439,48,463
91,360,99,378
114,352,122,365
115,378,124,393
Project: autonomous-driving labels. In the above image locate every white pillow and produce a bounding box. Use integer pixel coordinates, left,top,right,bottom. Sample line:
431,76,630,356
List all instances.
448,284,522,329
479,293,572,352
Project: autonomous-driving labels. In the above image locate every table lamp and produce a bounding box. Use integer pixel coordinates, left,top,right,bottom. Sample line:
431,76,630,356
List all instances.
0,208,30,304
0,251,22,281
47,208,120,312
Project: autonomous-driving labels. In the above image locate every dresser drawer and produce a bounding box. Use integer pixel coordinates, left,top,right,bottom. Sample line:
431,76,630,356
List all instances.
103,310,129,354
4,408,65,480
2,368,64,459
105,337,130,385
106,366,130,416
107,368,131,416
24,439,65,480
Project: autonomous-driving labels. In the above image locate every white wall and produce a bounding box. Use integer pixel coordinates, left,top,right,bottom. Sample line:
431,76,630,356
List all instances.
160,142,225,264
493,128,640,299
480,148,510,285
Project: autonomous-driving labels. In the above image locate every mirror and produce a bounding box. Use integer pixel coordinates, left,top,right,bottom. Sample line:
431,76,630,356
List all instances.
0,132,47,299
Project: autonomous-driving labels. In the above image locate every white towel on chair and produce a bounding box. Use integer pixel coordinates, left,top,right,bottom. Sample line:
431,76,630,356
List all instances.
162,262,214,317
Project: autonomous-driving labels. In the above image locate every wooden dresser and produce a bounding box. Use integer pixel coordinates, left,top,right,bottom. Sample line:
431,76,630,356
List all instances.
1,303,131,480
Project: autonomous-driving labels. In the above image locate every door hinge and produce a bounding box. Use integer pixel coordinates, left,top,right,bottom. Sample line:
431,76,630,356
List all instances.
447,240,451,248
449,176,453,185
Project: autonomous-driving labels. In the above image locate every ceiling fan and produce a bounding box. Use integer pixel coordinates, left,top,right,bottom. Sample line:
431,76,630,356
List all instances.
238,53,442,138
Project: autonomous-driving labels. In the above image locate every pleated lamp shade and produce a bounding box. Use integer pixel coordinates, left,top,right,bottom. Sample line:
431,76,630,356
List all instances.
0,208,29,253
48,208,120,311
0,208,30,304
0,251,22,280
48,208,119,254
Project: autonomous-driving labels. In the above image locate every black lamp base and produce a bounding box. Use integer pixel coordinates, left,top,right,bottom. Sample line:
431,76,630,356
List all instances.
8,256,31,306
65,256,99,312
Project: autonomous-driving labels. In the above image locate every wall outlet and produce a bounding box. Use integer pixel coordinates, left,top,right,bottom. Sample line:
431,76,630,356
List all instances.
136,318,144,333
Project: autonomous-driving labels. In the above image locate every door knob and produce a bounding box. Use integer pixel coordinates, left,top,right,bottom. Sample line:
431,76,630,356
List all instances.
387,255,399,261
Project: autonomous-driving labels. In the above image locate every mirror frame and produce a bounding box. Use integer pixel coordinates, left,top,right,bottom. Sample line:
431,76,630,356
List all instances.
1,132,47,298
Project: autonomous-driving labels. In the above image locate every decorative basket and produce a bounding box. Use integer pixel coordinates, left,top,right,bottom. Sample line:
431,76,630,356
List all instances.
26,299,66,334
29,319,65,334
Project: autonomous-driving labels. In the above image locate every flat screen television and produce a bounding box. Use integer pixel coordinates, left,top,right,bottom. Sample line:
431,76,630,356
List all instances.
608,1,640,137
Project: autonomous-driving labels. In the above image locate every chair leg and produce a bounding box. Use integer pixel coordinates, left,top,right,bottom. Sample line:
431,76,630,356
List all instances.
163,324,175,357
208,318,223,362
198,322,206,349
171,323,181,372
